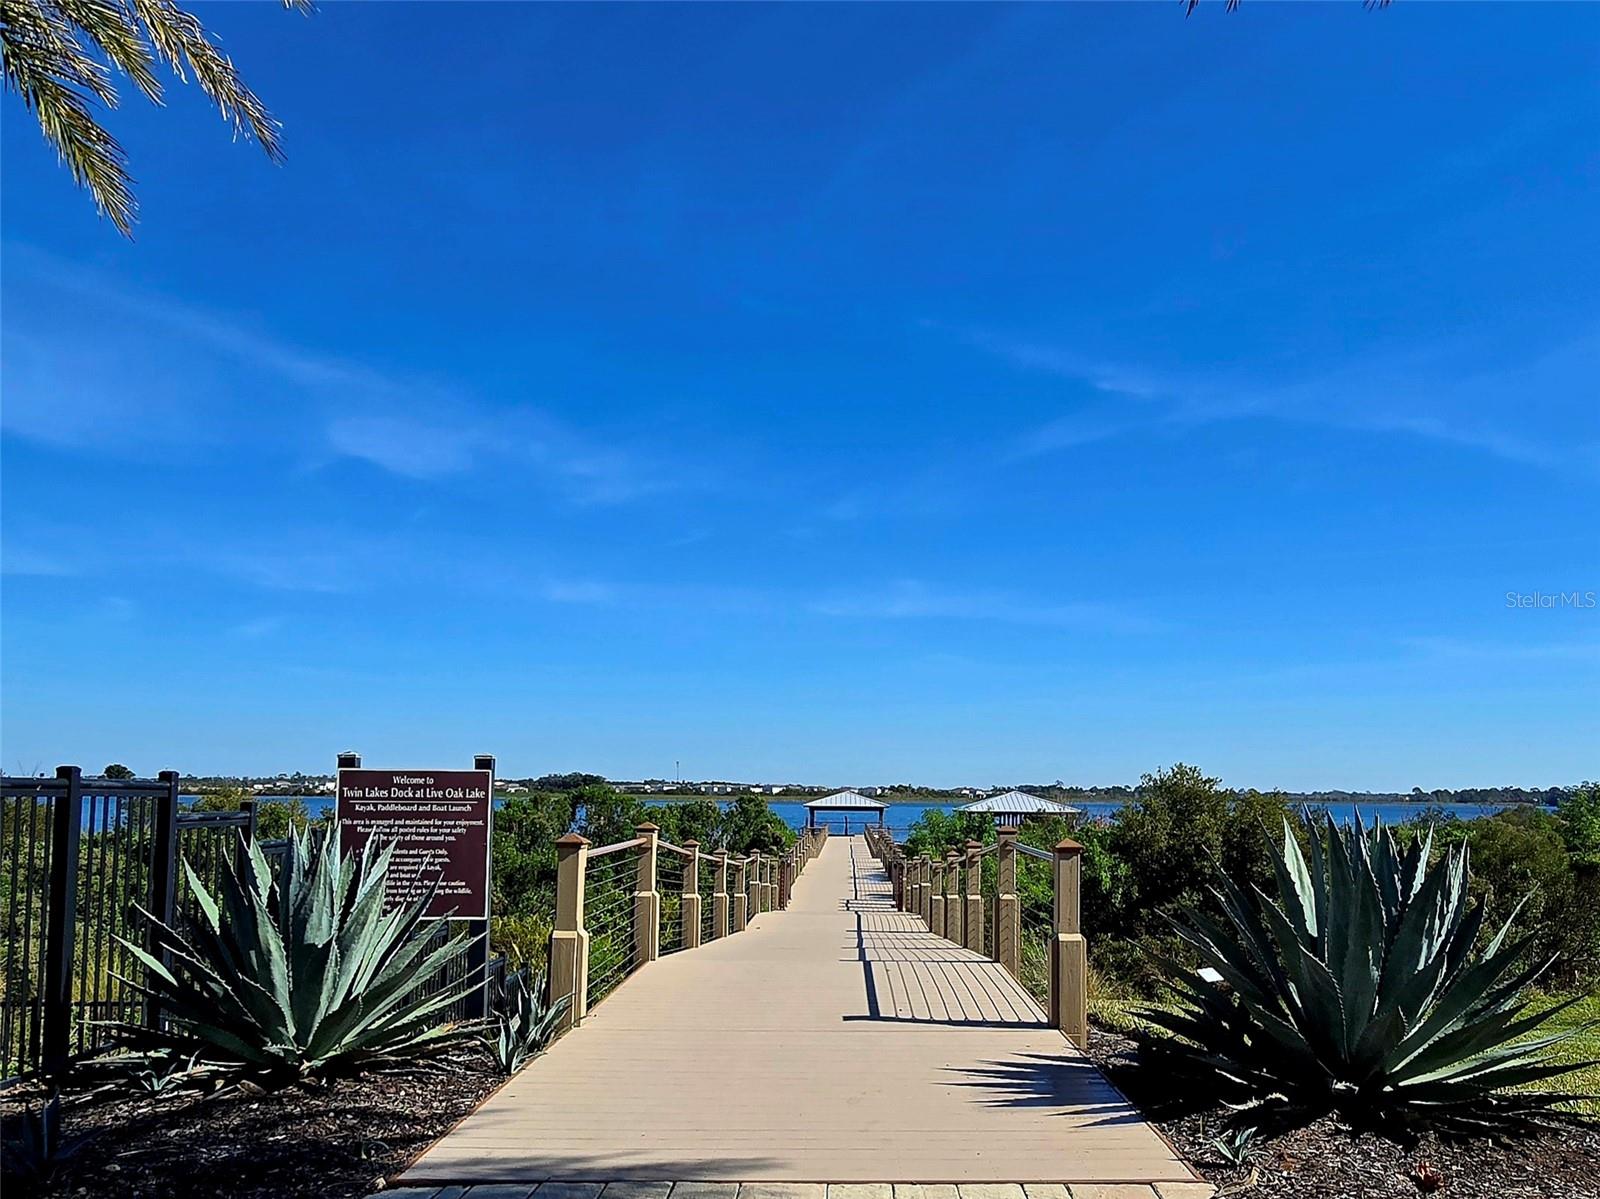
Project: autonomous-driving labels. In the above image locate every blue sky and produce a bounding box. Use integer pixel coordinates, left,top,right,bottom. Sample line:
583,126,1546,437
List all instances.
2,3,1596,789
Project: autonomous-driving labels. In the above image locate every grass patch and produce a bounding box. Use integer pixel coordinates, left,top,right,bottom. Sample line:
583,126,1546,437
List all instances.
1089,985,1600,1117
1524,991,1600,1116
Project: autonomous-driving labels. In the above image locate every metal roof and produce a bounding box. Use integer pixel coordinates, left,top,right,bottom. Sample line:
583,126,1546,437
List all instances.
804,790,889,810
957,790,1080,816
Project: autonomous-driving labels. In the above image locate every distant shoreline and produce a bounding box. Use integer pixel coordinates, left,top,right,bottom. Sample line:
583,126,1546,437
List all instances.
613,792,1552,808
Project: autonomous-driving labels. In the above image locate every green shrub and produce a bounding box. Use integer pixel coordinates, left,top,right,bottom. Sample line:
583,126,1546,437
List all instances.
114,829,480,1089
649,799,722,848
1106,765,1290,945
1456,808,1598,989
1136,813,1596,1135
1559,784,1600,867
714,794,794,854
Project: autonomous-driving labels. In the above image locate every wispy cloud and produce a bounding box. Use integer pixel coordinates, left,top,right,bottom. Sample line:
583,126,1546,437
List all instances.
326,416,482,480
2,246,676,504
0,546,77,577
973,327,1599,473
230,616,286,640
808,580,1167,634
541,579,618,605
1399,635,1600,664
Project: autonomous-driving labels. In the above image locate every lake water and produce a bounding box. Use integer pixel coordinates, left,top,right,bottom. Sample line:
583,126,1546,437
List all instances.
264,794,1538,835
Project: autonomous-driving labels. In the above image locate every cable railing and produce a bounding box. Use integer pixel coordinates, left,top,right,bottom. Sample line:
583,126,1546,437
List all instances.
578,839,640,1009
545,822,825,1035
1017,846,1055,1008
657,843,690,957
871,825,1088,1047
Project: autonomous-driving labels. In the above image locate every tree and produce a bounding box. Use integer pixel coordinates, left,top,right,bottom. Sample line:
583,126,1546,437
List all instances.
1558,783,1600,868
716,795,794,855
102,762,135,780
2,0,308,235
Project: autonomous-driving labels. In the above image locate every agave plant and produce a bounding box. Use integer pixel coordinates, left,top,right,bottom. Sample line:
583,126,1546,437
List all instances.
1136,812,1595,1135
486,966,572,1075
112,828,482,1088
0,1095,94,1186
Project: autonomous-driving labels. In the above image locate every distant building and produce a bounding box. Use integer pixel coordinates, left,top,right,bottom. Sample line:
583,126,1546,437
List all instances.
957,790,1080,824
803,790,888,828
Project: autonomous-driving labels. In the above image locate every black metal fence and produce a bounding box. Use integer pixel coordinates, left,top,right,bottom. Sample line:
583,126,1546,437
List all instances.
1,767,499,1081
2,768,255,1079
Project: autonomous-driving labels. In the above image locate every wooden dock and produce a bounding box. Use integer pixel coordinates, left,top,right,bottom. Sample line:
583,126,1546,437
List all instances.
405,838,1198,1188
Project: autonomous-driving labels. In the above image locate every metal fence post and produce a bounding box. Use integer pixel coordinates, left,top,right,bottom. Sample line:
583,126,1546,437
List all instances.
463,753,495,1019
549,833,590,1030
1051,837,1088,1048
633,823,660,966
145,771,181,1030
43,766,83,1074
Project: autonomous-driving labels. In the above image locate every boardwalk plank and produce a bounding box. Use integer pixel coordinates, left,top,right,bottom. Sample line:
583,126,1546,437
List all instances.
405,839,1194,1185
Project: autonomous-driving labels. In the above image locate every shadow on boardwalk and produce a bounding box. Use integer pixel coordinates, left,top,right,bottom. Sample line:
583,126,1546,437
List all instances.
403,836,1194,1185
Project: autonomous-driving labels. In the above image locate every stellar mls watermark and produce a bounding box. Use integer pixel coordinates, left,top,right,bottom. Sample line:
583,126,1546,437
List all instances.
1505,590,1597,610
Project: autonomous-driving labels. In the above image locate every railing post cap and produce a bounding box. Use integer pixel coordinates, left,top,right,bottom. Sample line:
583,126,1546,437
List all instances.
55,765,82,779
944,849,959,861
158,769,180,782
556,833,590,848
965,839,982,850
1054,838,1084,854
636,822,660,834
684,838,700,849
715,847,729,858
997,825,1019,837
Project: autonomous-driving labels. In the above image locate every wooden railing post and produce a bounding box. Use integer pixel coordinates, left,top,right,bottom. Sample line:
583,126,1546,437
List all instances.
1051,838,1088,1048
944,850,962,945
995,826,1021,979
713,850,730,938
749,850,764,916
891,850,905,910
929,856,946,938
549,833,590,1029
732,857,749,931
964,840,984,953
634,823,660,966
682,839,702,949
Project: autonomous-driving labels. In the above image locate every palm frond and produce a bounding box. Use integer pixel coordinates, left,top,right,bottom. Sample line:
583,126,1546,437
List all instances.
1,0,306,234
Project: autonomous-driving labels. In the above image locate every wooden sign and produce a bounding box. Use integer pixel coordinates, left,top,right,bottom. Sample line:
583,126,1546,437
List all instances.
336,767,492,920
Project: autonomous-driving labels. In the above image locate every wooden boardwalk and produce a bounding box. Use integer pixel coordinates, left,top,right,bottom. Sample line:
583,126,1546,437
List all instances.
405,838,1198,1187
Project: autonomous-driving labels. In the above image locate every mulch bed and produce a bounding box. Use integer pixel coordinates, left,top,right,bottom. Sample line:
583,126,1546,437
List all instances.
0,1044,502,1199
1085,1027,1600,1199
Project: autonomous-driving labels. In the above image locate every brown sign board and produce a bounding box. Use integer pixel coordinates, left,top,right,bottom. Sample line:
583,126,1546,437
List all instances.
336,768,492,920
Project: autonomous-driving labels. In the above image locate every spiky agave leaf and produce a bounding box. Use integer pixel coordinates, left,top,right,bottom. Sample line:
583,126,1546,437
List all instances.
108,826,484,1088
1132,811,1598,1135
484,966,572,1075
